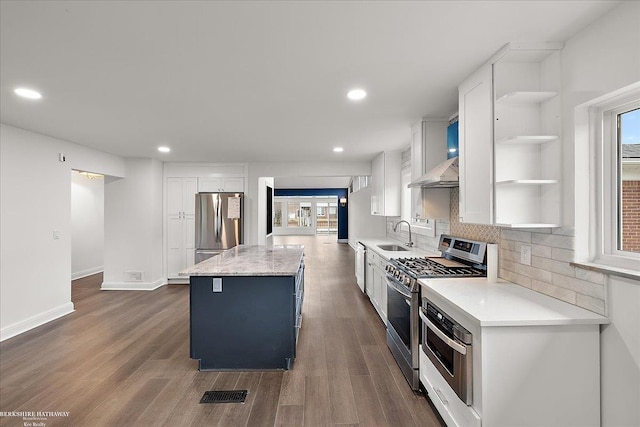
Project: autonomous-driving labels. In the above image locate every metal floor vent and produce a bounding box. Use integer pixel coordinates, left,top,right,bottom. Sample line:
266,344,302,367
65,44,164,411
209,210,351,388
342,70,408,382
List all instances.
200,390,248,404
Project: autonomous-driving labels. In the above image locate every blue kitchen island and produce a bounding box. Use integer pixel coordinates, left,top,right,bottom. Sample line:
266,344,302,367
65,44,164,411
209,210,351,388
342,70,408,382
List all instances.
180,245,305,371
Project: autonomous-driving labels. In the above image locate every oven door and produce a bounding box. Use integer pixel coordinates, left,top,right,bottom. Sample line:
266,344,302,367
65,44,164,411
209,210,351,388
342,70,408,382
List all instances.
386,276,419,364
386,276,412,350
420,305,473,405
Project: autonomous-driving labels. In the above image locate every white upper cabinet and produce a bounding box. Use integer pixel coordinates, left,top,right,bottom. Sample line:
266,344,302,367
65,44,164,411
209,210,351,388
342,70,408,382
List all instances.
371,151,401,216
493,45,562,227
458,42,563,227
198,177,244,193
458,63,494,225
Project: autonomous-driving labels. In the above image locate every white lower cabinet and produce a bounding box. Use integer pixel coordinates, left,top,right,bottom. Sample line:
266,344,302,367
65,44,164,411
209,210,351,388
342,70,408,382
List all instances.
420,320,601,427
364,248,388,324
420,347,481,427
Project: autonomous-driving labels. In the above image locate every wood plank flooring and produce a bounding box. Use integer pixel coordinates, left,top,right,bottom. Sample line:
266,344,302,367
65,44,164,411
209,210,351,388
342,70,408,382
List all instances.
0,235,445,426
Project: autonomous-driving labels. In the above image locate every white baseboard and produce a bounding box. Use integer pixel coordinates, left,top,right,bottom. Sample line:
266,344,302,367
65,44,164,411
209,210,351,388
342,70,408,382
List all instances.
0,302,75,342
337,238,349,243
101,278,165,291
167,278,189,285
71,266,104,280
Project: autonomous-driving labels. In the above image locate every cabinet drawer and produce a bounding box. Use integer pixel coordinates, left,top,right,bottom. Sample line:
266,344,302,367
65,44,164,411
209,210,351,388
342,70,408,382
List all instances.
420,346,481,427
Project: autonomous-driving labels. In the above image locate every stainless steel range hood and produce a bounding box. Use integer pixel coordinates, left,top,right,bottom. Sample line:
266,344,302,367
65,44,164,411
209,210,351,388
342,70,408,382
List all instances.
407,156,459,188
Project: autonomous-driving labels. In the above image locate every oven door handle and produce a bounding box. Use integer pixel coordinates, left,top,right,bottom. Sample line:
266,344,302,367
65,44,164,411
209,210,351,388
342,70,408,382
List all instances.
419,308,467,355
386,276,412,300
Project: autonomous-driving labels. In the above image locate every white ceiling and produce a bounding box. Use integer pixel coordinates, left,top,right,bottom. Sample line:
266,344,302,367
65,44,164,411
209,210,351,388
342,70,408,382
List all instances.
0,1,619,166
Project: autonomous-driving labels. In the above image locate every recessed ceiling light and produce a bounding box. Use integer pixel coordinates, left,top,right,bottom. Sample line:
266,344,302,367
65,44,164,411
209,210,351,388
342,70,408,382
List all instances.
158,146,171,153
347,89,367,101
14,87,42,100
333,147,344,153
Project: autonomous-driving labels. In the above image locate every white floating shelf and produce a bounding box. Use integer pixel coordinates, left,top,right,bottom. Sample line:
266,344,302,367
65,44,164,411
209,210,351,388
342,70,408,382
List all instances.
496,223,562,228
496,179,558,185
496,135,559,145
496,91,558,104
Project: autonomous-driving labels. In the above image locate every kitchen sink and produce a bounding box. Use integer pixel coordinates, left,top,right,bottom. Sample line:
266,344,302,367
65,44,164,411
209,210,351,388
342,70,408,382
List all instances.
377,244,408,252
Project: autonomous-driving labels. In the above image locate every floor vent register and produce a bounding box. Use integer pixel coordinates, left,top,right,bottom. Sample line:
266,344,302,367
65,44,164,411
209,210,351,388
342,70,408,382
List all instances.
199,390,248,404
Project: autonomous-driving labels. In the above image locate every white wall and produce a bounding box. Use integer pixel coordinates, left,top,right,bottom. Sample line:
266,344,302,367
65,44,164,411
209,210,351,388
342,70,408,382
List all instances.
0,124,125,341
554,3,640,425
561,0,640,225
71,171,104,279
103,158,164,290
348,186,386,248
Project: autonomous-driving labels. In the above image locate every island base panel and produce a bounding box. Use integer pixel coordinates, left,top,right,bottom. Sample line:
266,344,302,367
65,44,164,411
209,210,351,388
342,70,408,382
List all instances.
190,275,296,370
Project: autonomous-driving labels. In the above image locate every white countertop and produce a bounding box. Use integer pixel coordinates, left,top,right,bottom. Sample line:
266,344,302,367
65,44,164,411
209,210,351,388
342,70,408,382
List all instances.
179,244,304,276
357,238,439,260
420,277,609,327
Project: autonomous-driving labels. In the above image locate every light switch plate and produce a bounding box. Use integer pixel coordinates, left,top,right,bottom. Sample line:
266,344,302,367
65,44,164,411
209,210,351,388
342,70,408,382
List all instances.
212,278,222,292
521,245,532,266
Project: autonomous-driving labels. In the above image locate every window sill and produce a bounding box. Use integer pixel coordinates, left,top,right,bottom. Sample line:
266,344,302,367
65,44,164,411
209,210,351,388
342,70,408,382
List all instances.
570,261,640,282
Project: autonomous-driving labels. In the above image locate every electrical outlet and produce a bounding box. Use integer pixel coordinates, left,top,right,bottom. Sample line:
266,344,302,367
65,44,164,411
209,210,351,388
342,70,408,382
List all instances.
52,230,61,240
521,245,532,266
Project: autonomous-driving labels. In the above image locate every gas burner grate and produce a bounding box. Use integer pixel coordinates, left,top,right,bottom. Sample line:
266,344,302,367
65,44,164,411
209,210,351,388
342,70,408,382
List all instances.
199,390,248,404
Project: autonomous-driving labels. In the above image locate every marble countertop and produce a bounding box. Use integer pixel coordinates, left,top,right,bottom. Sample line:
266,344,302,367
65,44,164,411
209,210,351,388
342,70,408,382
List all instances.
180,245,304,277
357,238,439,260
420,277,609,327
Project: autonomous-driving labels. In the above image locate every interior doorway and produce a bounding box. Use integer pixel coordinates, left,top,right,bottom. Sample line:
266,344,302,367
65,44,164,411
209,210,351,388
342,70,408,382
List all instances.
273,196,339,237
70,170,105,296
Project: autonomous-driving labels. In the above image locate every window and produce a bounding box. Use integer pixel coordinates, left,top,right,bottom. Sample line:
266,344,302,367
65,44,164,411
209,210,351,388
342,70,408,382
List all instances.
576,82,640,273
618,107,640,253
274,202,283,228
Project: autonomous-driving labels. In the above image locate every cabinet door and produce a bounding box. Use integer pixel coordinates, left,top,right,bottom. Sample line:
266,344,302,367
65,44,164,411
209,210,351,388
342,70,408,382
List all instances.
197,177,221,193
365,252,375,298
183,178,198,215
167,178,184,216
221,177,244,193
167,215,185,278
458,63,494,224
379,261,388,320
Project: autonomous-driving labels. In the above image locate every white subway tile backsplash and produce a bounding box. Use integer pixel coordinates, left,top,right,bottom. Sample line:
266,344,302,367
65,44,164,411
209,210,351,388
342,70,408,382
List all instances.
551,227,577,237
514,263,553,283
551,247,575,263
500,226,605,316
551,273,605,300
575,267,605,285
500,249,519,263
500,268,532,288
531,255,576,276
576,294,606,316
532,244,553,258
531,279,577,305
531,233,575,250
501,229,532,243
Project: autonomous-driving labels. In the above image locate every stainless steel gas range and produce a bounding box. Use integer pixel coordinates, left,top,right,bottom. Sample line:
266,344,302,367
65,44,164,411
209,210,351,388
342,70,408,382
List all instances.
385,234,488,391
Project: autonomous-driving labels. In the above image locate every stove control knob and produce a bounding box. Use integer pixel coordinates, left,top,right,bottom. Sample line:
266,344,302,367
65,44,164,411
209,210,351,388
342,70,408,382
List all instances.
404,277,412,286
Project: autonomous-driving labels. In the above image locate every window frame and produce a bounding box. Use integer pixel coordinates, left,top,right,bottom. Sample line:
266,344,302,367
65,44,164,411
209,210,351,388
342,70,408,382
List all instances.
578,83,640,273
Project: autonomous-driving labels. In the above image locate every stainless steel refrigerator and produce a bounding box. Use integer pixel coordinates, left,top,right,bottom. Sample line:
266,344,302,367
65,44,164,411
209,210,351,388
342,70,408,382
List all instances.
195,192,244,263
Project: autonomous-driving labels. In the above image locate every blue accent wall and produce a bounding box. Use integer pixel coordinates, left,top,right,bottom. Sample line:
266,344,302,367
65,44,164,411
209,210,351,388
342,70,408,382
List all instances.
274,188,349,240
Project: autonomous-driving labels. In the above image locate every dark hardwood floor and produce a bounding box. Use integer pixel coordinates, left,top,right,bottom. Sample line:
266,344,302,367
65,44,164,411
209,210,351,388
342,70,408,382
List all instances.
0,235,444,426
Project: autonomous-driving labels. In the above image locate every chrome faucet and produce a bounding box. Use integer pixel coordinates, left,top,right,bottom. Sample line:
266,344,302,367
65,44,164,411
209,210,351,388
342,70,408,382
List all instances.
393,220,414,247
